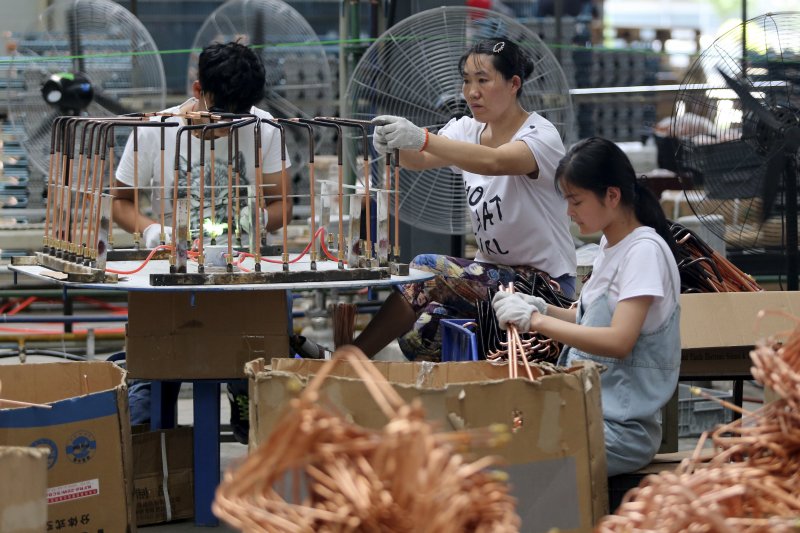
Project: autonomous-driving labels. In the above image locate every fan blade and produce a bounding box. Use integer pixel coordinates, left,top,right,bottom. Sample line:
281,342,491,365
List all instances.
27,111,61,144
265,90,310,119
717,68,782,132
760,147,786,221
93,88,133,116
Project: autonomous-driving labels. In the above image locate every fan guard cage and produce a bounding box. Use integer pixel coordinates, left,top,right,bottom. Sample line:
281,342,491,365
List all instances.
5,0,166,175
188,0,335,175
346,6,574,235
673,12,800,251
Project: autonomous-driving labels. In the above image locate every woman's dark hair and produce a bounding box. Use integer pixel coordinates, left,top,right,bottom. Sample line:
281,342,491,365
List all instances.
556,137,678,257
458,37,534,96
199,41,266,113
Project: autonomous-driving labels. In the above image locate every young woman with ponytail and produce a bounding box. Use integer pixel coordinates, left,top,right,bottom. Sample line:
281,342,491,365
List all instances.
493,137,681,476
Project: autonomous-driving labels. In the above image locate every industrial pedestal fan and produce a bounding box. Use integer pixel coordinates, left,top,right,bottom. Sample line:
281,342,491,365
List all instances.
4,0,166,175
345,6,574,236
188,0,335,174
672,12,800,288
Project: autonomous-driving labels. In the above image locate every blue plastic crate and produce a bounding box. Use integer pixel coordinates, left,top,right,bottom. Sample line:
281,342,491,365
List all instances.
440,319,479,362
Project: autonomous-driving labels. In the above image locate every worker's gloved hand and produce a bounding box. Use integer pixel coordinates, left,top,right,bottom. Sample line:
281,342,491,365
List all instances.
493,292,537,332
238,206,269,235
372,115,427,151
372,124,390,154
142,223,172,248
492,290,548,315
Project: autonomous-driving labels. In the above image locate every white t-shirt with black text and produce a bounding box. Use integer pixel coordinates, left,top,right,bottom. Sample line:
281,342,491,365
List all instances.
439,113,576,278
580,226,680,333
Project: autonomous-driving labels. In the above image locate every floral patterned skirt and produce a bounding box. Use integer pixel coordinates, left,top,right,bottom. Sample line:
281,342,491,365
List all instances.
396,254,564,361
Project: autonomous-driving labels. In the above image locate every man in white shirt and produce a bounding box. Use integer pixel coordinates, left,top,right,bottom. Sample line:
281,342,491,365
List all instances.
115,42,291,445
113,41,289,248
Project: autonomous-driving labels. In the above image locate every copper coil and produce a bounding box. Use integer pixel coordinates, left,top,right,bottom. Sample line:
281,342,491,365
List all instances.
213,345,521,532
597,312,800,532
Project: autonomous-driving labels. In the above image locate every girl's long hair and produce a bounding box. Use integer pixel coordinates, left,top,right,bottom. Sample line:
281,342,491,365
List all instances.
556,137,677,257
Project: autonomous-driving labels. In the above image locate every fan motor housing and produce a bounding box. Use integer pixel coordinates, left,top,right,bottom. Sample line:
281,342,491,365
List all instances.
744,104,800,155
41,72,93,115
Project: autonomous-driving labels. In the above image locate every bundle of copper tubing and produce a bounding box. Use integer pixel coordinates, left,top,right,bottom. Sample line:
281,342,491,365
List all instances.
478,275,569,366
597,310,800,532
484,283,555,379
213,345,520,532
671,222,762,293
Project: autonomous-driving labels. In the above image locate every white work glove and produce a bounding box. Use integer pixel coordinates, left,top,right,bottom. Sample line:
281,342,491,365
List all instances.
142,223,172,248
492,292,538,332
238,206,269,235
492,291,548,315
372,115,427,151
372,124,390,154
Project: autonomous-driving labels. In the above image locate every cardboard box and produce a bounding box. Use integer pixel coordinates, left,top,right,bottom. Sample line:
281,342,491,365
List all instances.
680,291,800,377
132,426,193,526
246,358,608,533
0,446,48,533
0,362,134,532
126,290,289,379
660,189,695,220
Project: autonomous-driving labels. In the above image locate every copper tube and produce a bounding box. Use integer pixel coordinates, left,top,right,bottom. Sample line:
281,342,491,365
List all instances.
226,125,235,270
310,159,316,260
362,158,371,259
76,121,98,255
55,119,72,251
170,122,207,260
43,117,61,250
277,119,316,265
107,129,116,248
315,117,371,260
253,121,263,269
209,132,216,243
234,129,242,246
70,121,89,255
195,118,243,264
385,151,391,255
301,118,343,265
55,119,73,253
132,125,140,242
394,149,400,258
53,116,69,250
159,117,168,242
198,129,206,268
88,124,109,257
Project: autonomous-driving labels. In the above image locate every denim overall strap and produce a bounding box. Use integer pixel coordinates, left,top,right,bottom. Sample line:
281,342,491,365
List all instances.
557,236,681,476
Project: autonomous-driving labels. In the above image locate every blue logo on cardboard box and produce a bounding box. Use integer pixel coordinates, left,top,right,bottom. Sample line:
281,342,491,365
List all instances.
30,438,58,469
66,430,97,464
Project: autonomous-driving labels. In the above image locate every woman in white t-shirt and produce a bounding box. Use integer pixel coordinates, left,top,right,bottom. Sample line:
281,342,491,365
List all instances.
317,38,576,361
493,137,681,476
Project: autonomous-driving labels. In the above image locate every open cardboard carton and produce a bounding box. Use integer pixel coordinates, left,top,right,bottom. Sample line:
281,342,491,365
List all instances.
132,426,193,526
247,358,608,533
0,446,48,533
679,291,800,376
0,361,134,532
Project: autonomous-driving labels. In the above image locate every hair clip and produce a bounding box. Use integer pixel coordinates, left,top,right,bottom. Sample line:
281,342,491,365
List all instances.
492,41,505,54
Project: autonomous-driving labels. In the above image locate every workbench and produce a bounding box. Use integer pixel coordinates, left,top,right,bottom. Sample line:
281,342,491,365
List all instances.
11,257,434,526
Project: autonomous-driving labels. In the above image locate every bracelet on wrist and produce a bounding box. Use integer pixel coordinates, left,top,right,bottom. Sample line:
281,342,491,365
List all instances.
419,128,429,152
